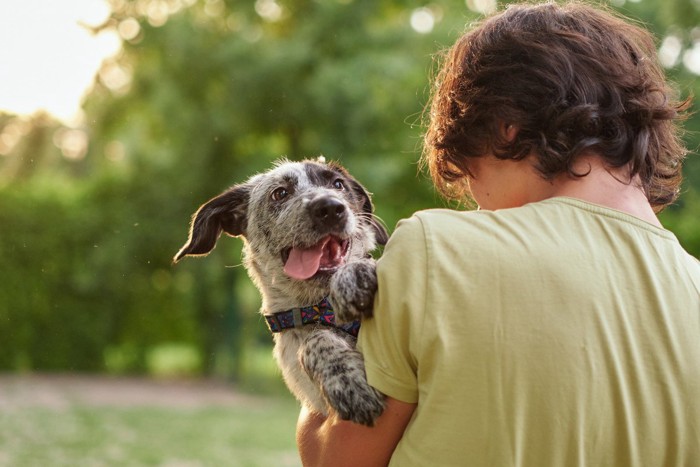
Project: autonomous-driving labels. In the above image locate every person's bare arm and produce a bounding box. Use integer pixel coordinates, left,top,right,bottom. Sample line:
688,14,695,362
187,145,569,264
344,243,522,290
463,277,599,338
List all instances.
296,397,416,467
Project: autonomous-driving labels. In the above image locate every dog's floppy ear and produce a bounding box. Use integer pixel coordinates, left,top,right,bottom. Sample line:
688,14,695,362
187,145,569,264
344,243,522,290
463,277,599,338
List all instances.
368,209,389,246
347,177,389,246
173,183,251,263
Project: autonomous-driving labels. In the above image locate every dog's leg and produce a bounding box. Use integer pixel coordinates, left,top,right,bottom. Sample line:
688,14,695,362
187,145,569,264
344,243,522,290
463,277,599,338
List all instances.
299,328,385,426
330,258,378,324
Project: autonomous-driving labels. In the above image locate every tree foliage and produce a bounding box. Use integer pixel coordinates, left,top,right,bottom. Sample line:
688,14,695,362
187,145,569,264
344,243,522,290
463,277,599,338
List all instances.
1,0,698,375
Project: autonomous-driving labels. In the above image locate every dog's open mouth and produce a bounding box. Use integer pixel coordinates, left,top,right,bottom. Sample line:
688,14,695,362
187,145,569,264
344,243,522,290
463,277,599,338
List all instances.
282,235,350,280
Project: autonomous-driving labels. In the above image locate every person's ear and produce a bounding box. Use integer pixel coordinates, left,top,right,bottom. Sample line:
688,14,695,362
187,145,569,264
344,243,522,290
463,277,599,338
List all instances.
500,121,519,142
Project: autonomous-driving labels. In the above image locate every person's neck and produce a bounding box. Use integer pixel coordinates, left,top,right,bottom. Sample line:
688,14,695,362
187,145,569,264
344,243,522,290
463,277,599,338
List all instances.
545,156,662,227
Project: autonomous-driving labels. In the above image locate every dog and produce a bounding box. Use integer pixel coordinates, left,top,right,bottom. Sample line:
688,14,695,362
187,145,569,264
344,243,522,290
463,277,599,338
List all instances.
174,157,387,426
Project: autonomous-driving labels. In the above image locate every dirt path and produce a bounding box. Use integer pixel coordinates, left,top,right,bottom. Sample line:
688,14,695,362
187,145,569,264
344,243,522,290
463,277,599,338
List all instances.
0,374,264,411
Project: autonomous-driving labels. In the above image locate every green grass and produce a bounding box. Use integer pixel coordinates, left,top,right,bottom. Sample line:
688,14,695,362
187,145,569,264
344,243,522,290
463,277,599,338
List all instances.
0,393,301,467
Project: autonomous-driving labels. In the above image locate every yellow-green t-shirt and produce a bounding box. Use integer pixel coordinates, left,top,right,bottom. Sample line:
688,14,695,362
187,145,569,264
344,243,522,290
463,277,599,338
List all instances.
358,197,700,466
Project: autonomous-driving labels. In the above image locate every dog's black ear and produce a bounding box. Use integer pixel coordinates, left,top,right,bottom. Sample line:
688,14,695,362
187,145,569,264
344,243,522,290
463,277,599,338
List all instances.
346,177,389,247
368,213,389,246
173,183,251,263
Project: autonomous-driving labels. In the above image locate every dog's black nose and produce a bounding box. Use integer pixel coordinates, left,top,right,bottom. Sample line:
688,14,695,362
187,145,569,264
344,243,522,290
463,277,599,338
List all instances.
311,197,347,228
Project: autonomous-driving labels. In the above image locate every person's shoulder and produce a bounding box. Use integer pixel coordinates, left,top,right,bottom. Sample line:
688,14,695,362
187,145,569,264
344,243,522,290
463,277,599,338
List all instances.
395,200,598,241
402,202,578,248
394,208,508,250
411,204,546,222
408,206,533,232
410,207,482,226
381,210,457,258
394,208,470,238
412,208,463,221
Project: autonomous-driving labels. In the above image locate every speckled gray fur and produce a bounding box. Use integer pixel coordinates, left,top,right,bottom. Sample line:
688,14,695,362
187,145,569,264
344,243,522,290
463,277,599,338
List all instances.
174,158,387,426
330,259,379,324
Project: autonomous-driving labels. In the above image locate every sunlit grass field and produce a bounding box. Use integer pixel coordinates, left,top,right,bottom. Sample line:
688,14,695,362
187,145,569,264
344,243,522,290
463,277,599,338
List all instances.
0,401,300,467
0,349,303,467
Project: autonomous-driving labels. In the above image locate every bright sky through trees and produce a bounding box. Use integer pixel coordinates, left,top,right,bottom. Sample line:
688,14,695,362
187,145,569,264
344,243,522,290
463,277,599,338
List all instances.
0,1,120,125
1,0,698,127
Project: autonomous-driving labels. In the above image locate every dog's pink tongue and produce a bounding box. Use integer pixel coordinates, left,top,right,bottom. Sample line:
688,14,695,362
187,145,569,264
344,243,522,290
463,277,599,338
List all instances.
283,237,330,280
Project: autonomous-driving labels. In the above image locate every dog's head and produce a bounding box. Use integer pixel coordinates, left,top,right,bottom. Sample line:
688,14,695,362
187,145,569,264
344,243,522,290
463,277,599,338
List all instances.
174,158,387,298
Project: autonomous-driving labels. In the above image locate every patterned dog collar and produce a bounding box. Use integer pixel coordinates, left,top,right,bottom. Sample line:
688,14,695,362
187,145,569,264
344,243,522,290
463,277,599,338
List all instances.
264,297,361,338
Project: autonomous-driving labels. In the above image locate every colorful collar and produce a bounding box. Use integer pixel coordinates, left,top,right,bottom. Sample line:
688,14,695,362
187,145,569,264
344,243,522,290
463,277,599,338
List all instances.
263,297,361,338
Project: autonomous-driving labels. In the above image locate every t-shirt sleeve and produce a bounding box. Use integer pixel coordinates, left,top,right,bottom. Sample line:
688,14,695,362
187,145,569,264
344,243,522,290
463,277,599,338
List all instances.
357,215,427,404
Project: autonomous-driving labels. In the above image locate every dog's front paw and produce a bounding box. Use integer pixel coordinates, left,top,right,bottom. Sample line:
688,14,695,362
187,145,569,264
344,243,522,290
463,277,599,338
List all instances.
327,378,385,427
300,329,385,427
330,259,378,324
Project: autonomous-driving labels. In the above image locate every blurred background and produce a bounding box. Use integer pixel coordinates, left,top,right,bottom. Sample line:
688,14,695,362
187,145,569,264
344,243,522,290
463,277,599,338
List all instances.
0,0,698,465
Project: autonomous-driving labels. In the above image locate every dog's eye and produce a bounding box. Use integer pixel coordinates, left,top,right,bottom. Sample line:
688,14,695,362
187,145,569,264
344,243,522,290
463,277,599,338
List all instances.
332,179,345,190
271,187,289,201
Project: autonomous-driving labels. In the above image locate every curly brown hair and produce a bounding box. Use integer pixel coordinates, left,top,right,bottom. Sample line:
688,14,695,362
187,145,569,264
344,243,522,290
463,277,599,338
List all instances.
423,1,690,211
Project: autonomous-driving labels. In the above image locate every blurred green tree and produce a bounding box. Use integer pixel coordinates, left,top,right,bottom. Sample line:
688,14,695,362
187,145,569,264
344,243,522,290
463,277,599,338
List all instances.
0,0,698,376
